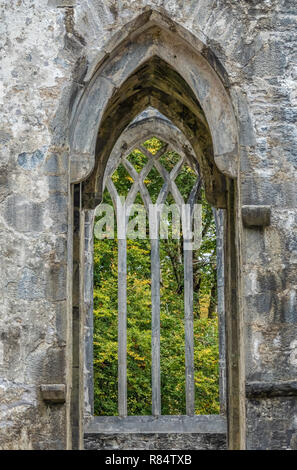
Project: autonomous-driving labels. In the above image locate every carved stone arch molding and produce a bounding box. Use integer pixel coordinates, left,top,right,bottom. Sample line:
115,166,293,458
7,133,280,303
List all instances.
69,9,239,208
69,9,245,450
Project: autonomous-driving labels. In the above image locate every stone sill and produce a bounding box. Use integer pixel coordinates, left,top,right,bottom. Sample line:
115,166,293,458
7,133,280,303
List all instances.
84,414,226,434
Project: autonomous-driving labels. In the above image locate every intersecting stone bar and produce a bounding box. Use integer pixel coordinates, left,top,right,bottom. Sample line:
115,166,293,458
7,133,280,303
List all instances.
184,179,202,416
107,179,128,417
118,237,127,417
125,144,170,418
151,237,161,416
183,243,195,416
106,143,201,419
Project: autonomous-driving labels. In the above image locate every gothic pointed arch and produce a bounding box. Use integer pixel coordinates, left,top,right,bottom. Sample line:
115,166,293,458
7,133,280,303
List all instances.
102,107,200,188
69,9,239,209
69,9,245,451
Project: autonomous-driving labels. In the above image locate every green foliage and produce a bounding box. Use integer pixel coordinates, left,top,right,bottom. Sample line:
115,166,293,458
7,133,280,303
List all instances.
93,138,219,416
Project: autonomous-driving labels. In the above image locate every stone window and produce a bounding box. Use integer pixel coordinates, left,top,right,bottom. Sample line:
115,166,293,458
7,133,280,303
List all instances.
82,113,227,449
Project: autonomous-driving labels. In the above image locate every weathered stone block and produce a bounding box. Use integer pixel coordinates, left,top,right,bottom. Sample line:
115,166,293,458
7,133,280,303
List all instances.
17,148,45,170
246,380,297,399
4,195,44,233
40,384,66,404
48,0,76,7
246,397,297,450
242,205,271,227
84,432,227,450
18,267,45,300
41,347,66,384
43,153,67,176
45,264,67,301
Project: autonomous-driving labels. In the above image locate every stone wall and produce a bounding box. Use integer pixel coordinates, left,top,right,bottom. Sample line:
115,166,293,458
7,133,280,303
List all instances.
84,433,227,450
0,0,296,450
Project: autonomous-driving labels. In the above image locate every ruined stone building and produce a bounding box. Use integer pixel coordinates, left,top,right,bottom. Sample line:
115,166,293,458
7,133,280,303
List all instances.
1,0,297,450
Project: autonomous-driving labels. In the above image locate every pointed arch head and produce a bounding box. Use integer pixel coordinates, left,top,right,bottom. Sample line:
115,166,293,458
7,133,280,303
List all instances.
102,107,200,192
69,9,239,209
